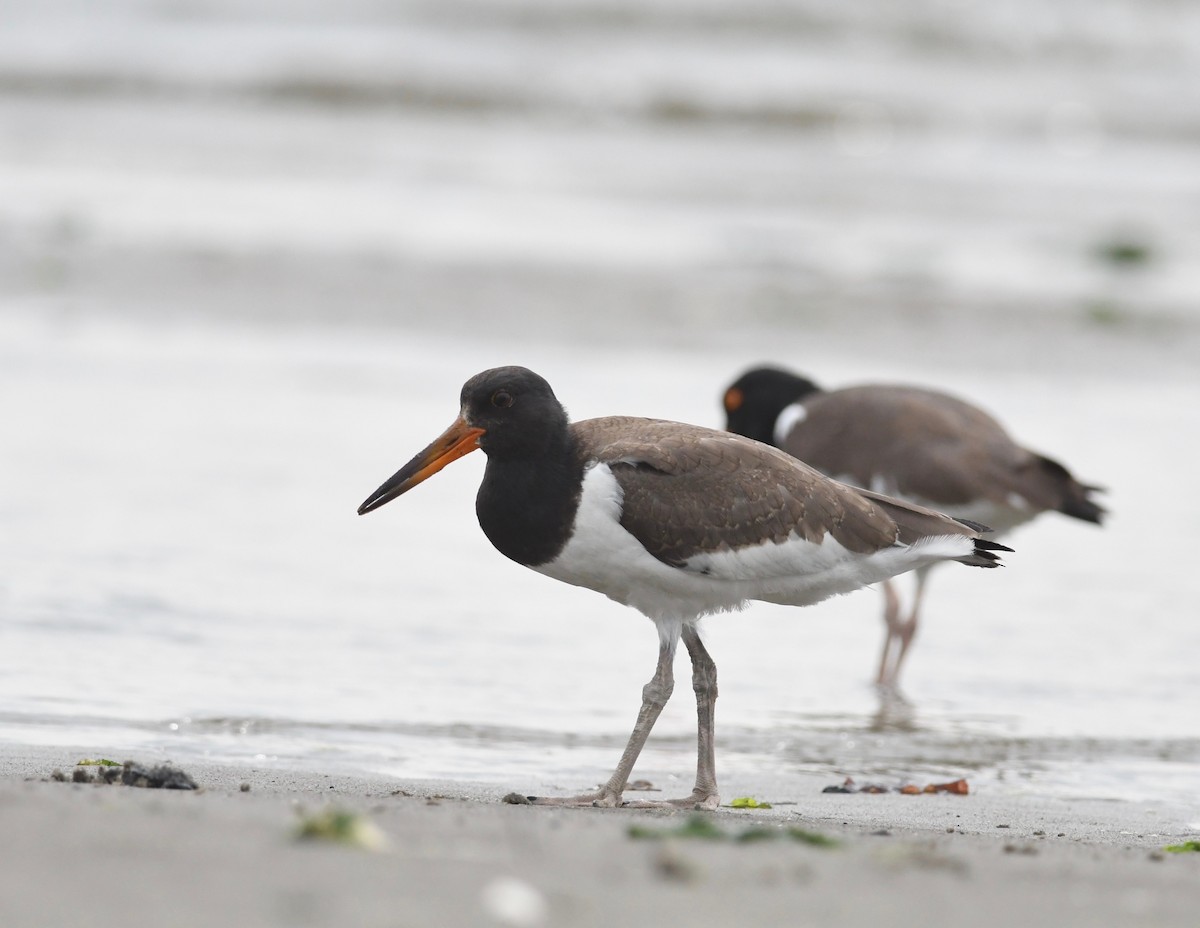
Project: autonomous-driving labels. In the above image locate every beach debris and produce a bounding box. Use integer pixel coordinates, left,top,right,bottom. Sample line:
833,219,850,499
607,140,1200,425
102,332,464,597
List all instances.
627,779,658,791
1163,841,1200,853
53,760,198,790
121,762,198,789
729,796,773,809
628,815,838,848
294,808,389,851
822,777,969,796
480,876,549,927
76,758,122,767
239,782,251,792
502,792,534,805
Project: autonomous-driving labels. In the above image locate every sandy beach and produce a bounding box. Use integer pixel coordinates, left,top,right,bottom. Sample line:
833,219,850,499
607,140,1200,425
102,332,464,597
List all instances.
2,742,1197,928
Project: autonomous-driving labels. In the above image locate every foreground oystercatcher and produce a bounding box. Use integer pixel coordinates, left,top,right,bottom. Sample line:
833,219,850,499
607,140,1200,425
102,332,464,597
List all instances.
723,366,1103,689
359,366,1010,809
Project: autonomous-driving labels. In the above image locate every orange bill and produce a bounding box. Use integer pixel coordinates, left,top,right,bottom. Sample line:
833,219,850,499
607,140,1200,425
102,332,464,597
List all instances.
357,417,485,515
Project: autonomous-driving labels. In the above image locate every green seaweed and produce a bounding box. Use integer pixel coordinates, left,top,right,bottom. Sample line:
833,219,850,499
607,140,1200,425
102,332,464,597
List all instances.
628,816,726,841
1094,238,1153,267
735,826,838,847
76,758,121,767
1163,841,1200,853
730,796,773,809
783,827,840,847
628,815,837,848
295,808,388,850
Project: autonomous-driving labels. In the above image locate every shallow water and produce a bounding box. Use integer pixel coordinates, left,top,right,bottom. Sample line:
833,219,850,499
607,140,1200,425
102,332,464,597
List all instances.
2,310,1198,810
2,0,1199,812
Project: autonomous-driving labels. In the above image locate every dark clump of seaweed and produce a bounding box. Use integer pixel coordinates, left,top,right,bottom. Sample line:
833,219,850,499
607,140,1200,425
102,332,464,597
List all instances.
52,760,198,790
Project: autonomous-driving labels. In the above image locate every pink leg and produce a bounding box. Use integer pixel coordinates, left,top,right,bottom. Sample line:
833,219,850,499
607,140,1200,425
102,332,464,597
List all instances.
524,634,677,808
875,579,903,687
625,625,720,810
886,567,930,687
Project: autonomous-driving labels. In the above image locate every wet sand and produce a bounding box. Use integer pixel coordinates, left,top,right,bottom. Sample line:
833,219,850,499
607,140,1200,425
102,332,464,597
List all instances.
2,742,1197,928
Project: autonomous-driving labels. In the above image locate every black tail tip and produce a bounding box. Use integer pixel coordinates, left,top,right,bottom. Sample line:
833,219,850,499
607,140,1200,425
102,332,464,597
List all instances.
1059,494,1106,525
963,537,1013,568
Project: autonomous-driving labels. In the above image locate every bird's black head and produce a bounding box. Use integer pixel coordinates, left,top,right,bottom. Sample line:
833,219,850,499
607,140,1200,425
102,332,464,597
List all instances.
459,366,569,460
357,366,570,516
722,366,822,447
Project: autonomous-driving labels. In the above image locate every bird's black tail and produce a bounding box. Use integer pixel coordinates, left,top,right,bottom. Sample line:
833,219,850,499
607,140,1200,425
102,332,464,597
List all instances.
1032,454,1106,525
951,518,1013,567
967,536,1014,567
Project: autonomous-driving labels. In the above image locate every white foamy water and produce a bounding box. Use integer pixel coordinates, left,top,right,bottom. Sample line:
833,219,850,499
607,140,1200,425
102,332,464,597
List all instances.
1,0,1198,812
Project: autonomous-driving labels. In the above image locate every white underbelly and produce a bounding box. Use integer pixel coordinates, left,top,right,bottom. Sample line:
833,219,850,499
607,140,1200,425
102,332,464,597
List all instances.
531,464,978,625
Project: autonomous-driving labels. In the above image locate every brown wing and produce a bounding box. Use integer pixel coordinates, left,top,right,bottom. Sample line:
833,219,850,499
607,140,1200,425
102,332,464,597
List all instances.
571,417,900,567
784,386,1063,508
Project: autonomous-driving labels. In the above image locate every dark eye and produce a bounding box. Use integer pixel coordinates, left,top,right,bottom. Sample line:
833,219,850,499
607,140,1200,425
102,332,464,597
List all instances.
491,390,514,408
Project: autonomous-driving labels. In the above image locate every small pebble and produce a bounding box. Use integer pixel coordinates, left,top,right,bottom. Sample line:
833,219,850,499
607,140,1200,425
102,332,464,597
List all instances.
240,782,251,793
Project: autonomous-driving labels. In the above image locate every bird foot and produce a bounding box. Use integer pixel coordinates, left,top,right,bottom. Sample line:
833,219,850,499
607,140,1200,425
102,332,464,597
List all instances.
502,789,625,808
502,787,719,811
622,790,720,811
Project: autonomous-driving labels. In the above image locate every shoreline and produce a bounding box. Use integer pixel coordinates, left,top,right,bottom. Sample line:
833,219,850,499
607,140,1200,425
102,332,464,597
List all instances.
2,742,1197,928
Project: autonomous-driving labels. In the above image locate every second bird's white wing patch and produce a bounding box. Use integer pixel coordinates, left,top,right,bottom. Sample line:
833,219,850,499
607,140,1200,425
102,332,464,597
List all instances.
773,402,809,446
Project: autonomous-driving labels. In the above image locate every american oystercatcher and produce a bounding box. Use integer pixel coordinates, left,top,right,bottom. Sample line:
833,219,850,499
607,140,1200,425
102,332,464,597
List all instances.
723,366,1103,689
359,366,1010,809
